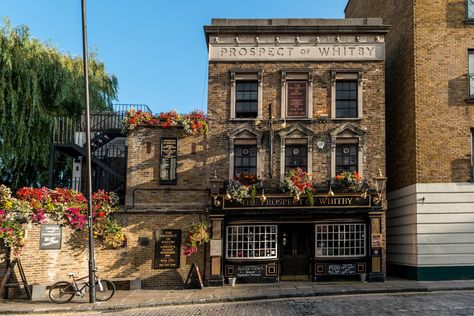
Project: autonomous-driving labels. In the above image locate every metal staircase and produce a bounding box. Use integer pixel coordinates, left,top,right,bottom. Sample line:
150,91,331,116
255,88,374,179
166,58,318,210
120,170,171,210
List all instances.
48,104,151,203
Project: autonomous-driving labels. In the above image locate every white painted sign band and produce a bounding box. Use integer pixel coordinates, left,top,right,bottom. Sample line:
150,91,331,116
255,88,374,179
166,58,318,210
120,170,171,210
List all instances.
209,44,384,61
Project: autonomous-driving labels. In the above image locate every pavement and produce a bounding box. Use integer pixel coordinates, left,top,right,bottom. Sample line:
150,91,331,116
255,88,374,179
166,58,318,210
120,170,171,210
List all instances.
1,278,474,314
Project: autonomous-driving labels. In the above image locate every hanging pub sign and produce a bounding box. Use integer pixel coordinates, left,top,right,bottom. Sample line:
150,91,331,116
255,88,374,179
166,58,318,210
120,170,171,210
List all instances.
154,229,181,269
222,195,371,210
39,224,62,250
159,138,177,184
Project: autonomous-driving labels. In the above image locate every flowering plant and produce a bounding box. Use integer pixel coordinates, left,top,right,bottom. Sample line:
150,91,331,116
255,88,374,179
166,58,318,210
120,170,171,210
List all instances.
282,168,315,206
183,222,209,257
332,171,363,192
226,173,262,204
122,108,208,136
0,184,126,255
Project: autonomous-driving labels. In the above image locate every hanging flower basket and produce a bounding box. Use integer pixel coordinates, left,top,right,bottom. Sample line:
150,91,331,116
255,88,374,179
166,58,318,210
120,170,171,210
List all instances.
282,168,315,206
331,171,364,192
183,222,209,257
225,173,262,204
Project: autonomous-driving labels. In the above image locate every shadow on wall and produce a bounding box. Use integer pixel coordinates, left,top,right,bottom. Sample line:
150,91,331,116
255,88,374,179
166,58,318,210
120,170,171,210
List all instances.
451,158,472,182
446,1,467,28
448,76,469,106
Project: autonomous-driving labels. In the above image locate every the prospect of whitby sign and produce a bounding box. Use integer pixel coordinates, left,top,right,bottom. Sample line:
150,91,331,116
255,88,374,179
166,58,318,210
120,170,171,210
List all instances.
222,195,371,210
209,44,384,61
154,229,181,269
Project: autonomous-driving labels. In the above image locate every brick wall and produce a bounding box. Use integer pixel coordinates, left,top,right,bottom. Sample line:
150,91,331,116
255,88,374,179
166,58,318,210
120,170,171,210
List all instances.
0,213,206,290
346,0,417,191
346,0,474,187
206,61,386,187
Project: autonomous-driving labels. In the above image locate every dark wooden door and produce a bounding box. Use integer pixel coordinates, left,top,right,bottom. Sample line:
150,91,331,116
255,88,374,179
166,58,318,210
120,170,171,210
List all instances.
280,225,310,279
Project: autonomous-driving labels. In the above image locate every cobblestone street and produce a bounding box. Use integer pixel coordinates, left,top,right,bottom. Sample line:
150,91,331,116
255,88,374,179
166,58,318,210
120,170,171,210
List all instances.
62,290,474,316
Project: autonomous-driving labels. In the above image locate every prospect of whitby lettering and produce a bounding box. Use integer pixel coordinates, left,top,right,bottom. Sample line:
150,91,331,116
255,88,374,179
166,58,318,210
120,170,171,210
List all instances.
209,44,384,61
222,196,371,209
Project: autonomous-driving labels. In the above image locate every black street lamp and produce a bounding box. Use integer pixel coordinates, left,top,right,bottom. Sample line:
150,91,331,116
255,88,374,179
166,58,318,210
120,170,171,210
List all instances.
81,0,96,303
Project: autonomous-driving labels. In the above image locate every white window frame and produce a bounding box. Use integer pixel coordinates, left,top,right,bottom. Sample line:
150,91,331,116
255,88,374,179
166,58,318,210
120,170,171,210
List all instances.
315,223,366,258
226,225,278,260
331,69,363,119
230,70,263,120
280,70,313,119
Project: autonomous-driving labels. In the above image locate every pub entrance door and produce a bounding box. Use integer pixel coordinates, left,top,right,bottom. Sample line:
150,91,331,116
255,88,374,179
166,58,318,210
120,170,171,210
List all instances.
280,224,311,281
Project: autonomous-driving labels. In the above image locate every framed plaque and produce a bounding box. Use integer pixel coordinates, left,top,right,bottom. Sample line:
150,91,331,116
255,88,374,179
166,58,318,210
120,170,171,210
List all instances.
39,224,62,250
371,234,383,248
287,81,307,117
154,229,181,269
159,138,178,184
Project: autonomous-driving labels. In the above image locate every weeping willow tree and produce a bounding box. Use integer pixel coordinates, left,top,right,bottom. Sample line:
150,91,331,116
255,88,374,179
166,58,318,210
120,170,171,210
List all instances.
0,18,118,189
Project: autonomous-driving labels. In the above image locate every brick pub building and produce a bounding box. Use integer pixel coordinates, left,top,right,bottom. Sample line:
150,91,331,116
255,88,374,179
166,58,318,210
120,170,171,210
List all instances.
203,18,389,284
346,0,474,280
2,18,390,293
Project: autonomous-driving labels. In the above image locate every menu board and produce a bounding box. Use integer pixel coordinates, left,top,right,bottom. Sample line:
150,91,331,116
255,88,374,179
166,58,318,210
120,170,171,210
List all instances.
160,138,177,184
236,265,264,277
39,224,62,250
327,263,357,275
154,229,181,269
287,81,307,117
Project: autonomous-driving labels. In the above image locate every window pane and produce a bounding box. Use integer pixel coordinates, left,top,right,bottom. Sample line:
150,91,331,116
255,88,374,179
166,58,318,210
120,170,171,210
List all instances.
315,224,366,258
234,145,257,177
285,145,308,173
335,144,358,174
468,0,474,20
335,80,358,118
236,80,258,118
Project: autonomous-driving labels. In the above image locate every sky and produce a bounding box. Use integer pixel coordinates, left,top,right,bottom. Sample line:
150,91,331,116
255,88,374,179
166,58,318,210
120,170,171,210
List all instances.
1,0,349,114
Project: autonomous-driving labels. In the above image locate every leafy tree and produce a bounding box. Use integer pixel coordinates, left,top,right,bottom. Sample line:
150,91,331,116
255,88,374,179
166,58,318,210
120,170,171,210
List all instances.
0,18,118,189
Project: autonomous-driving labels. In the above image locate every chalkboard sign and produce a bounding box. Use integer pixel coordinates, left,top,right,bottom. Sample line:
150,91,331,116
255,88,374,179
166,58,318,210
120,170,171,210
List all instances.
154,229,181,269
160,138,178,184
184,263,204,289
327,263,357,275
236,265,264,277
39,224,62,250
287,81,307,117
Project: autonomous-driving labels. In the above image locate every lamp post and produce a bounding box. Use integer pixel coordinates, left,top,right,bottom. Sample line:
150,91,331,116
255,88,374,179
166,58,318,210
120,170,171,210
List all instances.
81,0,96,303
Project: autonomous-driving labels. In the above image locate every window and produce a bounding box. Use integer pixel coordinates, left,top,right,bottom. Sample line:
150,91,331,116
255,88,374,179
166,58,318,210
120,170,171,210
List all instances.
336,81,358,118
285,145,308,173
236,81,258,118
281,71,313,119
315,224,366,257
234,145,257,176
230,71,263,119
471,129,474,181
336,144,358,174
331,70,362,119
226,225,278,259
467,0,474,21
469,50,474,100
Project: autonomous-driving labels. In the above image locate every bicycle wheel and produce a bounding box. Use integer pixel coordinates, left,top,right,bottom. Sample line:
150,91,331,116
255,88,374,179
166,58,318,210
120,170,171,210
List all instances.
49,281,75,304
95,279,115,301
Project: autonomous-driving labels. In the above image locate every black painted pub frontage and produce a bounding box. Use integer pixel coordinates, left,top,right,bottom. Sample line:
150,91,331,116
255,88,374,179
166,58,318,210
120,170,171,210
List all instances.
208,193,386,285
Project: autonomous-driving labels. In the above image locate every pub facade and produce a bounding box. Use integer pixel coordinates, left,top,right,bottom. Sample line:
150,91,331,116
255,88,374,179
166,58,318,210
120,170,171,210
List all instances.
204,18,389,284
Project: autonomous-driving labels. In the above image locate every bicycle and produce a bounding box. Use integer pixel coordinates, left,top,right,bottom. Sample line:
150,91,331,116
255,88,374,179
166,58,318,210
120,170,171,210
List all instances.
49,268,115,303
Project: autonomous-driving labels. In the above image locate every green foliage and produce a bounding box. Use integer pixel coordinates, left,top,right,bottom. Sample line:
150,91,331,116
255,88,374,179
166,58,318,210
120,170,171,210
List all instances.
0,17,118,189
